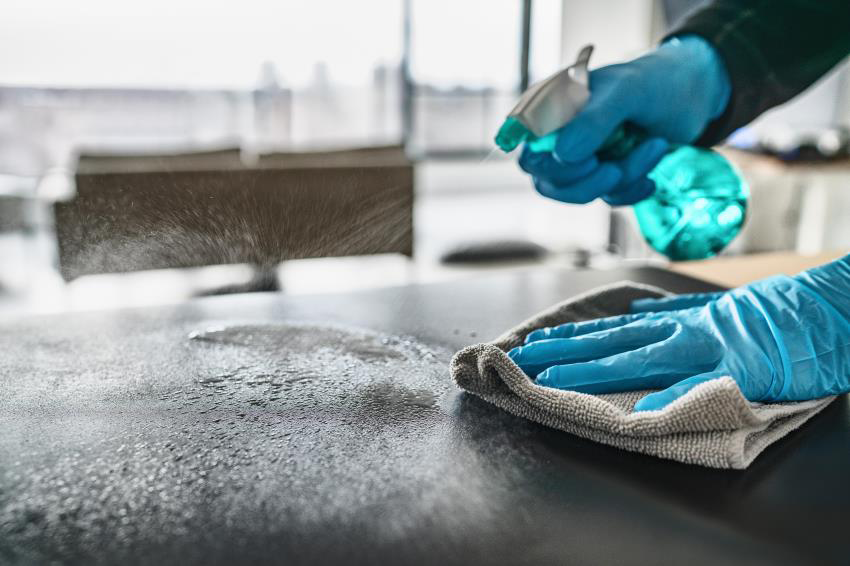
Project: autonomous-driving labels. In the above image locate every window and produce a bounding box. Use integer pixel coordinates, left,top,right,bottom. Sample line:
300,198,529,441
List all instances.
0,1,560,171
0,0,405,176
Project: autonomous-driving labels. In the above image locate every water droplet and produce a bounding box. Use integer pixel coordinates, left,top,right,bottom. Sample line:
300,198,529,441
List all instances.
197,374,227,385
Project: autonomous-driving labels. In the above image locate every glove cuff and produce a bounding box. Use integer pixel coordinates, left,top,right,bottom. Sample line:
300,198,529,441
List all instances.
659,35,731,123
793,255,850,323
737,273,850,400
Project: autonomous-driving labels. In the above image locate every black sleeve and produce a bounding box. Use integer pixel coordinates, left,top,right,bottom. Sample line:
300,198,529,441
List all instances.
666,0,850,146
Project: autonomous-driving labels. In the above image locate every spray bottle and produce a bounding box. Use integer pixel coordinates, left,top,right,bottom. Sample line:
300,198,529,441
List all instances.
495,45,748,261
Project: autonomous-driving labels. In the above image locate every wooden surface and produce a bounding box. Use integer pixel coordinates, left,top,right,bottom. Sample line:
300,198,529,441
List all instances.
721,147,850,174
671,250,849,288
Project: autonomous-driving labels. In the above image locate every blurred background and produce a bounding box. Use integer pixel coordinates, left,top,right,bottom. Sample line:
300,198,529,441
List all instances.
1,0,849,316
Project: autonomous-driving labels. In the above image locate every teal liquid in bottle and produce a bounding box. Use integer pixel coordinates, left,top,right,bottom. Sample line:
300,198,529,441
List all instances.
597,123,748,260
497,120,749,261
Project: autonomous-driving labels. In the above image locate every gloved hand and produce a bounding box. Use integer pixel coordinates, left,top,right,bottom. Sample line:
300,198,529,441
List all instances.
519,35,731,206
508,256,850,411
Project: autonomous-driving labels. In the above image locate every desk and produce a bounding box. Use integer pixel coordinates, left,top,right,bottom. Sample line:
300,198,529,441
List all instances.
2,267,848,565
671,250,849,288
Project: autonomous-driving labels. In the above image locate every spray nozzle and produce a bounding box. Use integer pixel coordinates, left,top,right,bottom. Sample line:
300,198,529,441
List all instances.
494,45,595,153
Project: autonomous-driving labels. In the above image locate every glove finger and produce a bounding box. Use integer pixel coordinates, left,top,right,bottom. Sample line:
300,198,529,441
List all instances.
535,322,714,393
602,178,655,207
525,312,650,343
518,146,598,185
533,163,622,205
554,76,628,163
632,370,728,412
613,137,670,184
630,291,725,313
509,320,670,378
600,137,668,206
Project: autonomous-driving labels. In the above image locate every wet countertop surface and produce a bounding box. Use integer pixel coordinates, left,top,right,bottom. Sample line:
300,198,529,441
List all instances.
1,266,848,565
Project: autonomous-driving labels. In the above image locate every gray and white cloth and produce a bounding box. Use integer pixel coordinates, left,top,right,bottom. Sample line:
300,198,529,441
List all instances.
450,281,835,469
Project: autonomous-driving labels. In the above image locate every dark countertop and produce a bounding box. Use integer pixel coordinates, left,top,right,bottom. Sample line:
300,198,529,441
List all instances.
1,266,848,565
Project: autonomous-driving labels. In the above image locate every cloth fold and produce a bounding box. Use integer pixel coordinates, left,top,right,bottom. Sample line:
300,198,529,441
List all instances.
450,281,835,469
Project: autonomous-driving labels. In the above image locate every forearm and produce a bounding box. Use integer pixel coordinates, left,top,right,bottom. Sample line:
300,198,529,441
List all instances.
666,0,850,146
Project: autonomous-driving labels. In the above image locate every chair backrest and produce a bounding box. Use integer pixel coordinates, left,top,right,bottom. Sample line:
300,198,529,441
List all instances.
55,146,413,280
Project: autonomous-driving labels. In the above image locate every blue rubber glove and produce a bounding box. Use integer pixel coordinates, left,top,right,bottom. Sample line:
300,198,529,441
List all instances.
519,35,731,206
508,257,850,411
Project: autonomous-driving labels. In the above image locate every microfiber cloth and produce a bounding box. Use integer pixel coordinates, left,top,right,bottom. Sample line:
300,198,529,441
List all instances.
451,281,836,469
